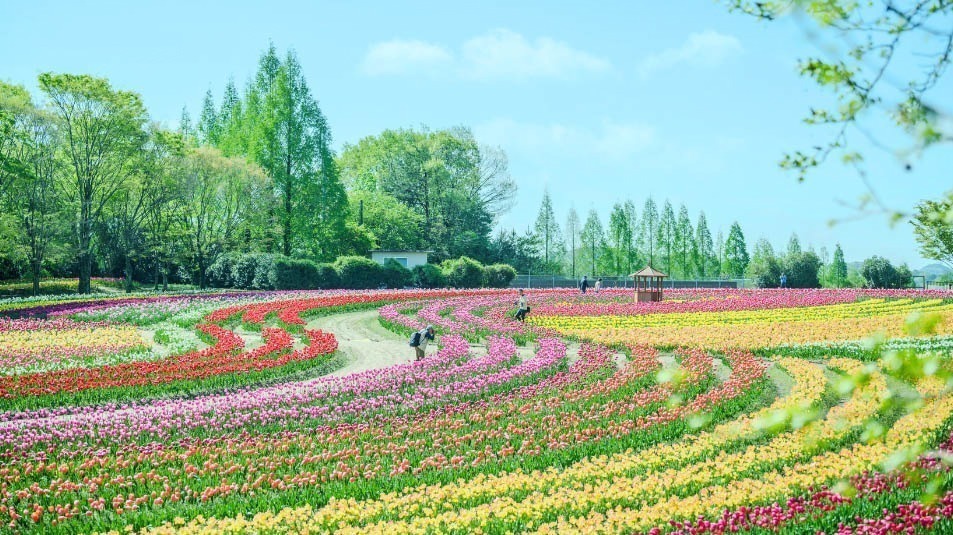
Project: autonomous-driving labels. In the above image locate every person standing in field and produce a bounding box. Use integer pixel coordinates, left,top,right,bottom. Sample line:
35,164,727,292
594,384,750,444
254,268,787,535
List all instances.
409,325,435,361
514,289,529,322
594,278,602,293
580,275,589,294
780,273,787,288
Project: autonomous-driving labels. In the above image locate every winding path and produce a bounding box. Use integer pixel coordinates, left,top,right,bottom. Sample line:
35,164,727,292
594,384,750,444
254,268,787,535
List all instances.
307,309,423,376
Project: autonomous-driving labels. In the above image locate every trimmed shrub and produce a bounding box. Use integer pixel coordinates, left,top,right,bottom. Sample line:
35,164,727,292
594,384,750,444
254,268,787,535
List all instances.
484,263,517,288
442,256,486,288
314,263,340,289
252,254,278,290
230,254,260,289
206,254,237,288
334,256,385,289
412,264,446,289
270,258,319,290
382,259,412,289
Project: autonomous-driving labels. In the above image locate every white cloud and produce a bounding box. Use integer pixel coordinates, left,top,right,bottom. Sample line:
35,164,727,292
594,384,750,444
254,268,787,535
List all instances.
361,39,452,76
360,29,610,80
460,29,610,80
638,30,742,78
474,118,654,161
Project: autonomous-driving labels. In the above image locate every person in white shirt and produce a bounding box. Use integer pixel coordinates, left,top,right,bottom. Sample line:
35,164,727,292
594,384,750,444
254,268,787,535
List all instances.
515,289,529,322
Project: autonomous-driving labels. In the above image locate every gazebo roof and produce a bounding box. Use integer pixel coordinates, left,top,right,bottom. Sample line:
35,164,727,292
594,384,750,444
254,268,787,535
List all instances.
631,266,668,278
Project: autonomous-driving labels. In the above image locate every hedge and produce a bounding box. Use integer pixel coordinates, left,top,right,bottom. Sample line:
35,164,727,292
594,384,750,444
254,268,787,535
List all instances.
204,253,514,290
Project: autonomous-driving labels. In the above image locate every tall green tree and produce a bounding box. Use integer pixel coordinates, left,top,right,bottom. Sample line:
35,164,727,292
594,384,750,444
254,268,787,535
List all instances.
639,198,658,266
722,222,749,278
822,243,849,288
39,73,148,294
624,200,640,271
714,229,725,278
198,89,221,146
657,200,676,274
607,203,632,276
0,84,66,295
580,209,605,276
244,47,347,259
786,233,802,258
693,211,715,278
565,207,581,277
674,204,694,278
533,189,563,271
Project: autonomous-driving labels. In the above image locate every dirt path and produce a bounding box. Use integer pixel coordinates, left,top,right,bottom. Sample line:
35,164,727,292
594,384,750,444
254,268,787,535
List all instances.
307,309,422,376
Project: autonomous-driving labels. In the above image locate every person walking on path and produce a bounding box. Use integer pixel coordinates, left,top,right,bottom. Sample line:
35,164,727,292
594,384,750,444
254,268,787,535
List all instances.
409,325,435,361
594,278,602,293
580,275,589,294
514,289,530,322
780,273,787,289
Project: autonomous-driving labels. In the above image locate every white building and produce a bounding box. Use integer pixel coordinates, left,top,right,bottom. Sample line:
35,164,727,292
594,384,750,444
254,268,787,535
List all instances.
370,250,431,270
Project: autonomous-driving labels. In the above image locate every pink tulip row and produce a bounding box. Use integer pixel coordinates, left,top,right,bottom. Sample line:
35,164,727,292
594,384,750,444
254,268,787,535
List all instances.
0,334,570,452
531,288,953,317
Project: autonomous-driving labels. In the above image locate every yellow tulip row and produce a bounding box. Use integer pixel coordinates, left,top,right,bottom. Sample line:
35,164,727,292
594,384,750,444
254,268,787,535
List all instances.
535,376,953,534
0,325,144,353
341,359,883,534
555,310,953,350
529,298,950,331
133,358,850,535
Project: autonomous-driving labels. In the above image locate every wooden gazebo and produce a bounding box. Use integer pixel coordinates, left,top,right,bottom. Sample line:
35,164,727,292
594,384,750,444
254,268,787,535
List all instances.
631,266,668,302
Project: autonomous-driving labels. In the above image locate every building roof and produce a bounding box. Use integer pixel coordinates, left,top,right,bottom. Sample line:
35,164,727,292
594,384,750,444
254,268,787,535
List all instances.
631,266,668,278
370,250,434,254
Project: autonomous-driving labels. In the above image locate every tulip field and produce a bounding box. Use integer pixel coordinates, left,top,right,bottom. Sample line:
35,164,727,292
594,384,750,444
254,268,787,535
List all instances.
2,288,953,534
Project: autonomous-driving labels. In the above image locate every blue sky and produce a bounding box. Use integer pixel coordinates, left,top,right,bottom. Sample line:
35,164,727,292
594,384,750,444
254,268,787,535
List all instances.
3,0,951,268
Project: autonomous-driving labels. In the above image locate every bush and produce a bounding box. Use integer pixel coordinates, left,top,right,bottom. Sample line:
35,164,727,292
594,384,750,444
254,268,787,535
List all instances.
484,263,517,288
270,258,319,290
412,264,446,289
230,254,260,289
206,254,237,288
314,263,340,289
334,256,385,289
442,256,486,288
252,254,278,290
382,259,412,289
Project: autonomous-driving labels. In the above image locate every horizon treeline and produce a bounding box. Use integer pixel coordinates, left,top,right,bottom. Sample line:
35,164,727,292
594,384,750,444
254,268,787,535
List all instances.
0,43,924,295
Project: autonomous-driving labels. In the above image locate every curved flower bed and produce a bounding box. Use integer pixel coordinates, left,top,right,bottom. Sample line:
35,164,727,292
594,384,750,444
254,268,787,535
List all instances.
1,287,953,534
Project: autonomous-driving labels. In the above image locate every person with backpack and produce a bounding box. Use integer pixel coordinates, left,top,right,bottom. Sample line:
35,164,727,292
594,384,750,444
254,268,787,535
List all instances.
514,289,530,322
409,325,436,361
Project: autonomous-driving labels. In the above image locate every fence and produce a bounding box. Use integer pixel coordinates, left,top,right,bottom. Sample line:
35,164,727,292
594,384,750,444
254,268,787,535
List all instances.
510,274,748,289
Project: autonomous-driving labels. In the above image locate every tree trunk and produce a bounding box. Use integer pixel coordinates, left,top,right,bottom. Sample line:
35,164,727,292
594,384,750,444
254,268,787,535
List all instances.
162,261,169,292
153,253,160,291
198,258,206,290
78,200,92,294
124,256,134,293
281,185,291,256
31,259,41,297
